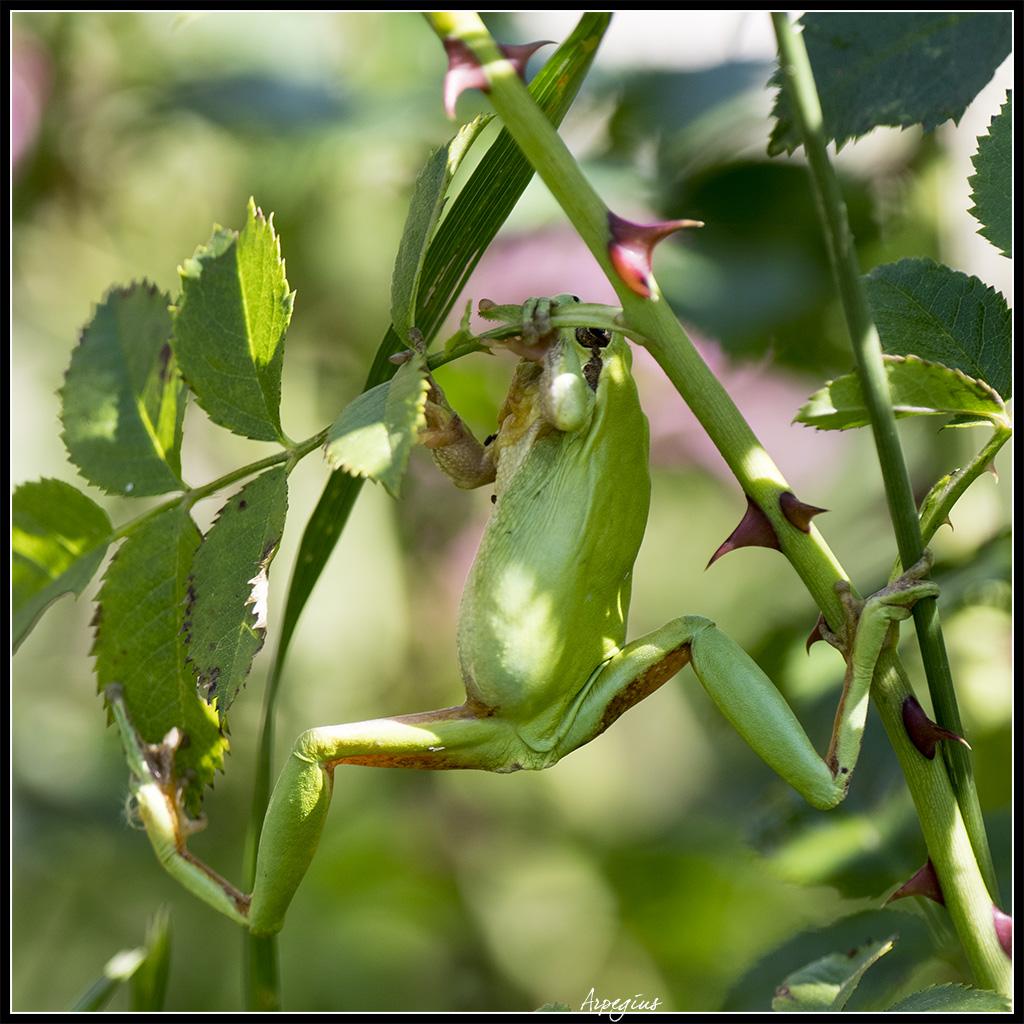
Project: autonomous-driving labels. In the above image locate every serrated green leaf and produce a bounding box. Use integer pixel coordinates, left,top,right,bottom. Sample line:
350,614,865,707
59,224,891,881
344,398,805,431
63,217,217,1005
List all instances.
969,92,1011,258
381,352,432,497
391,115,493,343
324,352,429,498
93,505,222,815
887,983,1011,1013
184,467,288,716
173,197,293,442
60,282,186,496
771,935,894,1011
769,12,1012,154
865,257,1011,400
797,355,1007,430
12,478,114,649
324,381,391,477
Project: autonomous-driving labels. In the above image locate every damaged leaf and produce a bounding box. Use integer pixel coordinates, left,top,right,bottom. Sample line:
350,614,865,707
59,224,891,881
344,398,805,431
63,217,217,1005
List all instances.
184,467,289,716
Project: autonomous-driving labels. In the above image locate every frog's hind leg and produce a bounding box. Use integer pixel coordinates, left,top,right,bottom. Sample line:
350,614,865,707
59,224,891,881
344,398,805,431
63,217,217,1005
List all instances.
250,705,523,933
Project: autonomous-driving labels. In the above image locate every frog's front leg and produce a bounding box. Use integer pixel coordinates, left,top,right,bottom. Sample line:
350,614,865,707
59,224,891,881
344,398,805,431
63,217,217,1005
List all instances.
419,375,498,490
554,555,940,812
108,686,527,935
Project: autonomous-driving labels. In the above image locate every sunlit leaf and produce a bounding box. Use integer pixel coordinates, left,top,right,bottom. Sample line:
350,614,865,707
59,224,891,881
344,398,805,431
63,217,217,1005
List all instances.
796,355,1007,430
391,115,493,343
12,478,113,649
324,352,429,498
771,935,894,1011
174,198,293,442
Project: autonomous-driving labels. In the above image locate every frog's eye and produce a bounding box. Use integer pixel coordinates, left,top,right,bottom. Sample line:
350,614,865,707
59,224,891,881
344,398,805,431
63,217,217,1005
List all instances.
576,326,611,350
576,326,613,392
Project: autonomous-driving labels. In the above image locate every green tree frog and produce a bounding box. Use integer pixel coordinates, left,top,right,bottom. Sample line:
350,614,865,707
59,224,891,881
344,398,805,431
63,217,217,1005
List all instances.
107,296,937,935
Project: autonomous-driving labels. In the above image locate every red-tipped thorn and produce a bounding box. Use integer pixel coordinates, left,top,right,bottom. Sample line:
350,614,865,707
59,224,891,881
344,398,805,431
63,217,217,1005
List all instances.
886,859,945,906
607,210,703,297
902,695,970,759
442,37,553,118
707,495,780,567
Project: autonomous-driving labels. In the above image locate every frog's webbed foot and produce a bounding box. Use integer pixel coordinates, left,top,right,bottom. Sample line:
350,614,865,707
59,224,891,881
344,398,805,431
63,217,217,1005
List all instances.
822,551,939,778
857,551,938,648
821,551,938,662
520,295,560,348
875,551,940,609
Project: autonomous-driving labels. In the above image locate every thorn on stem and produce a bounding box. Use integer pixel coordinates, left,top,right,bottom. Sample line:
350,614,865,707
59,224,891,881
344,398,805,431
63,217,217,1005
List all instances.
805,617,828,653
607,210,702,297
707,495,780,567
779,491,827,533
442,37,553,117
993,906,1012,959
901,695,970,759
885,859,945,906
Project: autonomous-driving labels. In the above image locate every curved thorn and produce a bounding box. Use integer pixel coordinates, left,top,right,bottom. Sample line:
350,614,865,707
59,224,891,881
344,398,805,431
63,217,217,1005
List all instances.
902,694,970,759
780,491,827,533
607,210,703,297
885,858,945,906
805,616,829,653
442,37,553,117
707,495,780,567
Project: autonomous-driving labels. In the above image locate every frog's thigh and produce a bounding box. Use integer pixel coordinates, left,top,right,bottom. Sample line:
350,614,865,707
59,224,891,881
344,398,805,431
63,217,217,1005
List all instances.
554,617,707,756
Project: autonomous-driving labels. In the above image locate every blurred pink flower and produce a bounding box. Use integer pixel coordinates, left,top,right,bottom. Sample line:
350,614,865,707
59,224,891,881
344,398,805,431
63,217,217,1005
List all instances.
11,33,51,175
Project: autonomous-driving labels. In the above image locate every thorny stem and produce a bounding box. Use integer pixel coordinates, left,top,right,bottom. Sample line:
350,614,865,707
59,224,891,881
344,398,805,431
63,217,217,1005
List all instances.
769,12,999,908
427,10,1010,996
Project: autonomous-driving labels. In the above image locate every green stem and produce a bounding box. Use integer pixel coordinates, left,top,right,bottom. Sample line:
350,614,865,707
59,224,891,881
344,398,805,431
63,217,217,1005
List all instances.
246,928,279,1012
109,429,329,545
918,426,1012,546
427,10,1009,996
770,12,1000,905
872,651,1010,994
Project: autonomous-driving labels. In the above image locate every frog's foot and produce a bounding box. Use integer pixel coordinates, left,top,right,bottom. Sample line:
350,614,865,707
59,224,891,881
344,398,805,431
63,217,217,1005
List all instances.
821,551,939,779
822,551,939,660
859,550,939,642
520,295,560,348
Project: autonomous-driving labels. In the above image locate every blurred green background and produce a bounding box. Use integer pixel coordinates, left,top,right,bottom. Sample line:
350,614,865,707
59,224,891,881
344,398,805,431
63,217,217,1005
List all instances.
12,12,1011,1012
